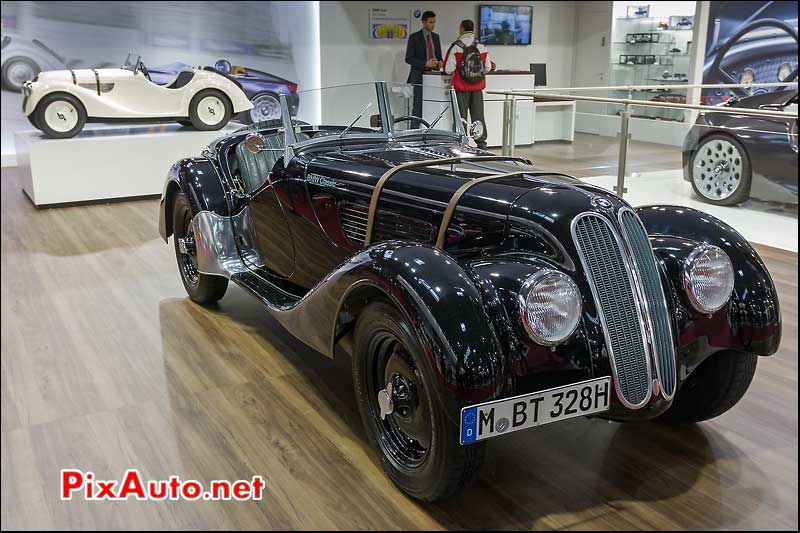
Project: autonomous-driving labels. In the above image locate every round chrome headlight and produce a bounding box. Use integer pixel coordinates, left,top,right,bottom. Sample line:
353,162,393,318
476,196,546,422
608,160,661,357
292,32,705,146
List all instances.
683,244,735,313
518,270,582,345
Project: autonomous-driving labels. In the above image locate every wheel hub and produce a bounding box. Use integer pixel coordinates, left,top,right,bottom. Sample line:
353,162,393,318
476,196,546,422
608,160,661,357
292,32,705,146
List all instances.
377,344,430,447
692,139,743,200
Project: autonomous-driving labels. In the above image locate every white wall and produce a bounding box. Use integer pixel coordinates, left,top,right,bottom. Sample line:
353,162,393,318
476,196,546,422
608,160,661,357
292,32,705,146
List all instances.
319,1,577,89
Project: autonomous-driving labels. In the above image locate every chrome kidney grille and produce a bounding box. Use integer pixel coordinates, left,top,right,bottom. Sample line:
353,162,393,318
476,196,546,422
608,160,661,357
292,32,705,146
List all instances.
572,213,653,407
619,209,677,398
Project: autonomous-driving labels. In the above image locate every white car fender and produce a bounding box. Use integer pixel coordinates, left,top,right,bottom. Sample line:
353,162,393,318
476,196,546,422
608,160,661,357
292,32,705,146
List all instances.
181,69,253,114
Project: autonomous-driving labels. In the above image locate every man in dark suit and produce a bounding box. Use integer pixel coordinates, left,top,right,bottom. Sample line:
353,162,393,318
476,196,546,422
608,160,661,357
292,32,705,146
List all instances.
405,11,442,126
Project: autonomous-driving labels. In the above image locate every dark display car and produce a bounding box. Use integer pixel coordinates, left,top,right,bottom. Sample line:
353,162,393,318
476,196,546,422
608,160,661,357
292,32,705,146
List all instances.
683,90,798,205
159,82,782,501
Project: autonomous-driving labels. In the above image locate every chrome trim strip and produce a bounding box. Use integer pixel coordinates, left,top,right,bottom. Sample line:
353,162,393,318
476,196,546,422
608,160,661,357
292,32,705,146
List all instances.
617,207,677,400
364,155,531,245
570,212,653,409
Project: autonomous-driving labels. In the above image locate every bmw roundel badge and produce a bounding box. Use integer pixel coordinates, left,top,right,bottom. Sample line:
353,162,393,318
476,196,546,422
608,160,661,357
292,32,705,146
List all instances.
592,197,613,209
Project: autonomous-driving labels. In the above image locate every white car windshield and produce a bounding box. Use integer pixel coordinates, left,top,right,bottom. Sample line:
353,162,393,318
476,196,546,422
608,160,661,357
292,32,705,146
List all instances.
123,53,141,72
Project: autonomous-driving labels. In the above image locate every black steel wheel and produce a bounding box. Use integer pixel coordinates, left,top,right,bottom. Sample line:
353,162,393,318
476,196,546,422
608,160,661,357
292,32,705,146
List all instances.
352,301,484,501
172,192,228,305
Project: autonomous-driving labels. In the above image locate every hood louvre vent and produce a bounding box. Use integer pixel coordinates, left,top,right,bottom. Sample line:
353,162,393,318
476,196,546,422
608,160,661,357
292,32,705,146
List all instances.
339,202,435,246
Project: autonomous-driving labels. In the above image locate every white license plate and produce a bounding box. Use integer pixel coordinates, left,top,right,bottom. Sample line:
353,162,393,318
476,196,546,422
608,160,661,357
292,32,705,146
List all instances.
460,377,612,444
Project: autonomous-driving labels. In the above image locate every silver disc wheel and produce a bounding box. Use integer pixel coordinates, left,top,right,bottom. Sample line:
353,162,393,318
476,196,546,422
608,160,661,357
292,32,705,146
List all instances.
195,95,226,127
6,60,36,90
249,93,281,122
692,138,744,201
43,99,79,133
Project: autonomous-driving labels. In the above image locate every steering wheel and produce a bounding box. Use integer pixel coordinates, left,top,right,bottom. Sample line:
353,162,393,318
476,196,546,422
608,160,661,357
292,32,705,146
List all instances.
393,115,430,128
706,18,798,97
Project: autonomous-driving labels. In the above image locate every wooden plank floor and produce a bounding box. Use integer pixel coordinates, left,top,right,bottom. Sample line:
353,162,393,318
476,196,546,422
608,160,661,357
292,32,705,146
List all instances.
1,166,797,530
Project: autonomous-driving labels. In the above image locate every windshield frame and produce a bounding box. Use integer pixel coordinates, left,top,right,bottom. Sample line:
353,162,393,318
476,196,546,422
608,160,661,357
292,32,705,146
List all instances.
123,52,142,74
279,82,465,158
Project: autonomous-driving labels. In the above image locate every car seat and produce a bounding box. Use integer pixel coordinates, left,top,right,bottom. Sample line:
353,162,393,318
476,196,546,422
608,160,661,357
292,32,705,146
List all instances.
165,70,194,89
234,131,310,194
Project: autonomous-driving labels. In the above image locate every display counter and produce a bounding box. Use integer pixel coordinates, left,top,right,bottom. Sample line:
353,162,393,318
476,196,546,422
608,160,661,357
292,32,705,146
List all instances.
422,71,575,147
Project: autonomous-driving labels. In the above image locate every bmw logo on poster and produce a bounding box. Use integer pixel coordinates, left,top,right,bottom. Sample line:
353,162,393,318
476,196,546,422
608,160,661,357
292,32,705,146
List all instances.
370,7,411,40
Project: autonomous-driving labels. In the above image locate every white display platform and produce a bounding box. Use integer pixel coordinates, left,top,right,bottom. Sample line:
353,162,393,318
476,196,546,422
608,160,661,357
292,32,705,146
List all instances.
16,123,242,207
582,170,798,252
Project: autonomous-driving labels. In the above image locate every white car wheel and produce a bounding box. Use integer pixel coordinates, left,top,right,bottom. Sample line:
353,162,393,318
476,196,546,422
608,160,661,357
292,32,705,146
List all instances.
44,100,80,133
250,93,281,123
196,95,226,126
690,135,752,206
188,89,232,131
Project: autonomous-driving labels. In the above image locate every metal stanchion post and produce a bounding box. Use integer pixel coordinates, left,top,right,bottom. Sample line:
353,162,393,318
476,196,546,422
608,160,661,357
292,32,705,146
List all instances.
501,95,510,156
615,102,631,197
508,95,517,157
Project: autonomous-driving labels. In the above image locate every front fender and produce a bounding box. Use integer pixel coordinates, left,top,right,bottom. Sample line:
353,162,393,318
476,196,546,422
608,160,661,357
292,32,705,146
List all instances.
158,157,229,242
254,242,506,424
636,206,781,372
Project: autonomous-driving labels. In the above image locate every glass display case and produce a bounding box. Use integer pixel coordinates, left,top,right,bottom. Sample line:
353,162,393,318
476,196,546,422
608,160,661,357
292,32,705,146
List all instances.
610,14,694,122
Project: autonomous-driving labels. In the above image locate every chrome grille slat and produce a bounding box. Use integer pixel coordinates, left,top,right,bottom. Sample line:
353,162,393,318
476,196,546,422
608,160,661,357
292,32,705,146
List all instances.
620,210,676,397
573,213,651,407
339,203,369,244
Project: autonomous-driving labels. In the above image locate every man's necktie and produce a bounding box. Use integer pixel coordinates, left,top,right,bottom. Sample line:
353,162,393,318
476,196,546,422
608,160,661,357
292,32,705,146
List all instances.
426,33,434,63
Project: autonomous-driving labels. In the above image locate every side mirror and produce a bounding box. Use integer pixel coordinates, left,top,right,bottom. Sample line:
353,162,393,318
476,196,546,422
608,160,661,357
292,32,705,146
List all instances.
369,113,382,128
243,133,266,154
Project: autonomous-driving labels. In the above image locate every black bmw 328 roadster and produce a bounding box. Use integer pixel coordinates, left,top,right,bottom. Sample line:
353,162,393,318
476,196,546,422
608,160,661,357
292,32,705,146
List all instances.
159,82,782,501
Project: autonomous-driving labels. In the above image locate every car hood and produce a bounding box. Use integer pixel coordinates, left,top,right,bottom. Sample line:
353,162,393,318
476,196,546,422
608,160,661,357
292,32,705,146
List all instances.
35,68,136,83
306,142,625,243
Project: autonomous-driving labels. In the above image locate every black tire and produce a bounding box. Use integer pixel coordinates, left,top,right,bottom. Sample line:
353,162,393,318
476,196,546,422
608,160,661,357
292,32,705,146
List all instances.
352,301,485,501
690,134,752,206
1,57,40,92
172,192,229,305
660,350,758,424
188,89,232,131
33,93,87,139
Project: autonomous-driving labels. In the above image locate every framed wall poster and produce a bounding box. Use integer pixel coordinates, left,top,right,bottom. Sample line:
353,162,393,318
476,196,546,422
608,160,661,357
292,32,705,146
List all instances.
627,5,650,18
369,7,411,40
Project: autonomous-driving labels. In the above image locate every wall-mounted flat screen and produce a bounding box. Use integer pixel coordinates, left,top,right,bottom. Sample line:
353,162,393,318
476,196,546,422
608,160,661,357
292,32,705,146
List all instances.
478,5,532,45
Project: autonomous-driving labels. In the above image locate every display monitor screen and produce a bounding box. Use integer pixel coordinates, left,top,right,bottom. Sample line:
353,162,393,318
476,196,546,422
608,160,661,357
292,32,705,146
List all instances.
479,5,532,45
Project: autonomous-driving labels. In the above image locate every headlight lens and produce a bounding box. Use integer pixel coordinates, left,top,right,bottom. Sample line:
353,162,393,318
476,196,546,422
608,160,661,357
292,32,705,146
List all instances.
519,270,582,345
683,245,735,313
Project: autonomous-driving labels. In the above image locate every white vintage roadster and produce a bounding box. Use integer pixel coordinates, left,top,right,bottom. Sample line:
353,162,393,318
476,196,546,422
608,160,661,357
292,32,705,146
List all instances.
22,53,253,138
